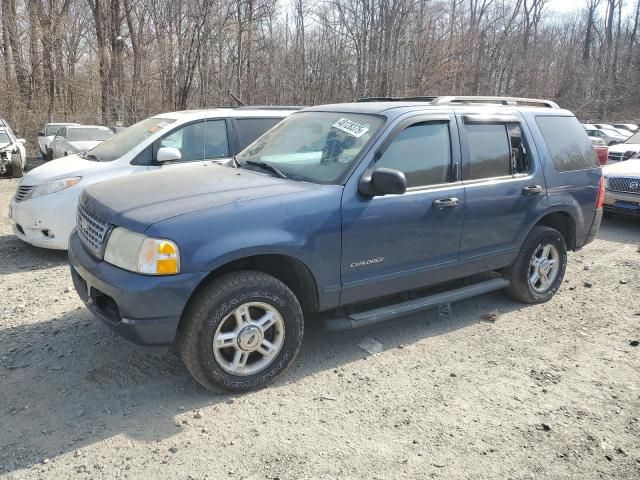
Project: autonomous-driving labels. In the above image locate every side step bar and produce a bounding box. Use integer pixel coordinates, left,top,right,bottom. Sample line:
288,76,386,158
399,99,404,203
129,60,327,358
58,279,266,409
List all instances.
324,277,510,331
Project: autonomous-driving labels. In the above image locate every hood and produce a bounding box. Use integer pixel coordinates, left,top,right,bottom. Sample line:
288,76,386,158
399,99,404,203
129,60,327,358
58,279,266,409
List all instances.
603,159,640,176
608,143,640,153
21,154,105,185
82,162,319,231
68,141,102,151
0,142,11,150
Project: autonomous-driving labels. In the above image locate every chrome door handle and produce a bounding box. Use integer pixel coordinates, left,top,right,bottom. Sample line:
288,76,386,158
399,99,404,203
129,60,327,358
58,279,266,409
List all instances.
522,185,543,195
433,197,460,209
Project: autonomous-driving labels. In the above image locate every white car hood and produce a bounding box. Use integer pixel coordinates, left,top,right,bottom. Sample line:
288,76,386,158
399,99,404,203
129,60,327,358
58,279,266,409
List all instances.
0,142,11,150
603,159,640,176
608,143,640,153
21,155,110,185
68,140,102,151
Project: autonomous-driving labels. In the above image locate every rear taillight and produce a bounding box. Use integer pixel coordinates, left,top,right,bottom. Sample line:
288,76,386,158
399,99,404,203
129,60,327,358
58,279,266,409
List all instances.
594,146,608,165
596,176,605,209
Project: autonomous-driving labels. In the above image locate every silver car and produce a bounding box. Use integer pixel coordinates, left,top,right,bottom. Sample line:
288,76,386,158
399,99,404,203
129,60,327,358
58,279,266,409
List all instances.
38,122,79,160
50,125,114,160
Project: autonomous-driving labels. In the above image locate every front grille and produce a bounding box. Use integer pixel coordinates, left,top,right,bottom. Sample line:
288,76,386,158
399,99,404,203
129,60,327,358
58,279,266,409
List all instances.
607,176,640,194
14,185,34,202
77,203,110,257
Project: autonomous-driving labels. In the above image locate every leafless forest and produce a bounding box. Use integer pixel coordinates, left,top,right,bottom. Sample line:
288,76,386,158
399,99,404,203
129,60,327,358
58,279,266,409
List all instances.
1,0,639,138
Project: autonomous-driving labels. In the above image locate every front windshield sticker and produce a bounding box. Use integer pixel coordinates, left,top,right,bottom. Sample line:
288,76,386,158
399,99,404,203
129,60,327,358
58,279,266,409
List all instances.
332,118,370,138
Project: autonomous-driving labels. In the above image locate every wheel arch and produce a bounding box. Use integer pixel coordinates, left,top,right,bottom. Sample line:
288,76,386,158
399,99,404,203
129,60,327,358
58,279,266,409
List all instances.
533,210,577,250
188,253,320,314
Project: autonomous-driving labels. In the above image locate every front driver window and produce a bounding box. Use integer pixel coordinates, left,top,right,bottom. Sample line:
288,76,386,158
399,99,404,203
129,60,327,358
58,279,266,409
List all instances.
160,120,229,162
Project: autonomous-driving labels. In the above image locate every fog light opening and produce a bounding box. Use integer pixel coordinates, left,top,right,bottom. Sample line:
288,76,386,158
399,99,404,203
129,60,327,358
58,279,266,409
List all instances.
42,229,54,238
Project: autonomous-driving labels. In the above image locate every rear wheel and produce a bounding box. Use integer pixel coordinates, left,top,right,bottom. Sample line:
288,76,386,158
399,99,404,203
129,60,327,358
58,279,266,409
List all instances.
504,226,567,303
177,270,304,392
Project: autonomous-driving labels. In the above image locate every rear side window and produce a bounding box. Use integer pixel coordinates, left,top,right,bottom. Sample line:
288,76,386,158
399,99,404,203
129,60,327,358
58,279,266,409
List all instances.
375,122,452,188
536,116,598,171
466,124,511,179
237,118,282,150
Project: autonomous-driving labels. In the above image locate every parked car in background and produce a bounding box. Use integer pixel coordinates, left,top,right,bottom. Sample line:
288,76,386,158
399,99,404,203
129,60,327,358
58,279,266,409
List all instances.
10,107,298,250
68,96,603,392
38,122,79,160
49,125,114,160
0,126,27,177
602,159,640,216
607,130,640,163
593,123,632,137
613,123,638,133
583,124,627,145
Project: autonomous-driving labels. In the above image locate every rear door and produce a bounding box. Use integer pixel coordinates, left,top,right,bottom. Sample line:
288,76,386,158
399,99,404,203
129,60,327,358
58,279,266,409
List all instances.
340,113,465,305
457,113,547,264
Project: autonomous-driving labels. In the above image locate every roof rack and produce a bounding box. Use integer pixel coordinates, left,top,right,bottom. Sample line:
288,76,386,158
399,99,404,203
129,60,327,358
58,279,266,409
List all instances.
235,105,304,110
431,96,559,108
355,95,559,108
356,96,437,103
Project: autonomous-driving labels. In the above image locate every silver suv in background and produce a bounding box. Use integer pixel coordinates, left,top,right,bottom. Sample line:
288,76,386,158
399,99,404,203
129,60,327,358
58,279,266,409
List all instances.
583,124,627,146
38,122,79,160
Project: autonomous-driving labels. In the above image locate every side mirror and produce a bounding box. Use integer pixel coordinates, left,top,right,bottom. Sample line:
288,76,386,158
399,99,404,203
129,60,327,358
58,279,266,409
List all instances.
38,131,45,137
359,168,407,196
156,146,182,163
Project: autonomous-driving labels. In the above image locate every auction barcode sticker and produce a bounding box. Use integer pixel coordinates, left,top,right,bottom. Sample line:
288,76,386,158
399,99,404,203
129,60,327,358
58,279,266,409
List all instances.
332,118,369,138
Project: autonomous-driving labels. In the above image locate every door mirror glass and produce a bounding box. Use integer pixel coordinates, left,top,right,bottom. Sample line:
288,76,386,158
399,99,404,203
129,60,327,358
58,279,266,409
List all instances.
359,168,407,196
157,146,182,163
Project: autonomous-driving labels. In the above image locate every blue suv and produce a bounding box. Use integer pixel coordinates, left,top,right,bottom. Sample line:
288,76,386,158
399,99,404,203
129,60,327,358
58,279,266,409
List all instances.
69,96,604,391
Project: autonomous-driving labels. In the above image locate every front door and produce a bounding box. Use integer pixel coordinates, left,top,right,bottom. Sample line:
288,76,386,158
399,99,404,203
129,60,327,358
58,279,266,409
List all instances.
340,114,465,305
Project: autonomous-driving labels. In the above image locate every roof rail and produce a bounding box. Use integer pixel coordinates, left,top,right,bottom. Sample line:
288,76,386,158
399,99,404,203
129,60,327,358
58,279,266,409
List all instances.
356,96,437,103
430,96,559,108
235,105,304,110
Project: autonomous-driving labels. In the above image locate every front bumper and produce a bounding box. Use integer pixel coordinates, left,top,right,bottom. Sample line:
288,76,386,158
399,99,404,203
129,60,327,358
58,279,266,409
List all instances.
604,190,640,216
9,189,78,250
68,231,207,346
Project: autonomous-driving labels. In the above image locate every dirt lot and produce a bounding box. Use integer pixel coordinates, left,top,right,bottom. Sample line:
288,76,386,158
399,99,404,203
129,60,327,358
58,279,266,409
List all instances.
1,176,639,480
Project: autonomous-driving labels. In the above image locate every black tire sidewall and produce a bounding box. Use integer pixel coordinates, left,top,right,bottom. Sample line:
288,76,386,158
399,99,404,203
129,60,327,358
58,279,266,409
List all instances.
516,229,567,303
11,153,23,178
194,279,303,391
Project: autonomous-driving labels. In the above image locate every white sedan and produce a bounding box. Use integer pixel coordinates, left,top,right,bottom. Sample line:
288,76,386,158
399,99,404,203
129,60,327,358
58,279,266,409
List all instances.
50,125,114,160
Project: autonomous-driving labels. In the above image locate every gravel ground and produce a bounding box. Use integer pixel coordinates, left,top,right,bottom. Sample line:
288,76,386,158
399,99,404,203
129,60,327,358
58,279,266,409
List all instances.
1,175,639,480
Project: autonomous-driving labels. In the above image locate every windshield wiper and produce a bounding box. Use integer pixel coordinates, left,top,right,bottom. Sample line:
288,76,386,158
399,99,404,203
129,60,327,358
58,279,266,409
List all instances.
245,160,288,179
82,152,100,162
231,155,241,168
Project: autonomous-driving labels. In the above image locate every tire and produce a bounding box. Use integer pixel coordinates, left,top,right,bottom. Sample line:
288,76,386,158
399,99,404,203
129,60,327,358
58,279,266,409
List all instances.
10,153,23,178
503,226,567,304
41,150,49,161
177,270,304,392
47,148,54,161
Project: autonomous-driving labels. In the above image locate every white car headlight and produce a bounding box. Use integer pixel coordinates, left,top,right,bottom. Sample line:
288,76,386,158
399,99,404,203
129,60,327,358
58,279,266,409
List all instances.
104,227,180,275
29,177,81,199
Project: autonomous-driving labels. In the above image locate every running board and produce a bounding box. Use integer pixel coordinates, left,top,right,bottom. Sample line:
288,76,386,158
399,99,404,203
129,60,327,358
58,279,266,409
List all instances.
324,277,510,331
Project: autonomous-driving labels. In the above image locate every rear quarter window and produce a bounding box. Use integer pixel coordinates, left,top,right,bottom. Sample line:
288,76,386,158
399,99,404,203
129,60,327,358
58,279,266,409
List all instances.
535,116,598,171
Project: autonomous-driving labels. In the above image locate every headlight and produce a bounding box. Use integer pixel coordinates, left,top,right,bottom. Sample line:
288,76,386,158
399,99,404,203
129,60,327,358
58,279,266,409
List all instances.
29,177,81,199
104,227,180,275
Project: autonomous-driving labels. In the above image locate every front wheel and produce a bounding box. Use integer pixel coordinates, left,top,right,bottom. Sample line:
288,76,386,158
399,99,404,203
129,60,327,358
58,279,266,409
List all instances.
177,270,304,392
503,226,567,303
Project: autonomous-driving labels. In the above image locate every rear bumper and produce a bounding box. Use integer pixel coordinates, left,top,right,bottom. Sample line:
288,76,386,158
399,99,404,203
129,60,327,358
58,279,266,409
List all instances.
68,231,207,346
583,208,603,246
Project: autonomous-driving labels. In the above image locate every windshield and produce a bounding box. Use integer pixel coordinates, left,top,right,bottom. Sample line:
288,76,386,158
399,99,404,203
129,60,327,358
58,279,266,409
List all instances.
625,131,640,144
68,128,113,142
87,117,176,162
46,124,71,136
0,132,10,144
237,111,385,184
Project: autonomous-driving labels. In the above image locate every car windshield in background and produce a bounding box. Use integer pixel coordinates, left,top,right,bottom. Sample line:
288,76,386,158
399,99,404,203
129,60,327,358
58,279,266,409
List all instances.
236,111,385,184
46,125,69,136
625,131,640,143
86,117,176,162
0,132,10,144
68,128,113,142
